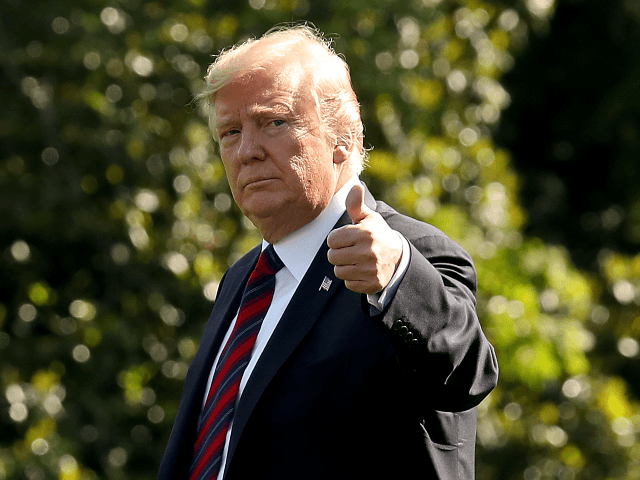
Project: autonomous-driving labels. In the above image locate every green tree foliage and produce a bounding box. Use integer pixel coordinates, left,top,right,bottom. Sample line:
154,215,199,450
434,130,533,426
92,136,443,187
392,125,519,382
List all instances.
0,0,638,479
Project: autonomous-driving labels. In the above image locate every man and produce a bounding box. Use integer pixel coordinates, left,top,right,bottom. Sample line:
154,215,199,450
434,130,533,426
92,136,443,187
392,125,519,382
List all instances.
159,25,498,480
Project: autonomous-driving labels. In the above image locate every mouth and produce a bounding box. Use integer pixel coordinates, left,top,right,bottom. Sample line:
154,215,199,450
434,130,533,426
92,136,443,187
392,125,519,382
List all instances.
244,177,277,189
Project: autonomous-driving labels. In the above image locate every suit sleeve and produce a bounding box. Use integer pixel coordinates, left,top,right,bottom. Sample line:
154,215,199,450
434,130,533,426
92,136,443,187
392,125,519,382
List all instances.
375,229,498,412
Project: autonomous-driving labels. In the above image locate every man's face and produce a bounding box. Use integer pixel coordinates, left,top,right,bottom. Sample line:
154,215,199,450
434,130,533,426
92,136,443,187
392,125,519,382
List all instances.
213,65,344,242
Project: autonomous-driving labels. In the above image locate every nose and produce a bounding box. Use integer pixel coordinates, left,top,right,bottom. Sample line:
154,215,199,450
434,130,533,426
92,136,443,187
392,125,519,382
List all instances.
237,125,265,164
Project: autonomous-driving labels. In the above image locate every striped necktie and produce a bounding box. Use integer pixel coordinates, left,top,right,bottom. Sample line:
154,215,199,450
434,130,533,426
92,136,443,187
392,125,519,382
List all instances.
189,245,283,480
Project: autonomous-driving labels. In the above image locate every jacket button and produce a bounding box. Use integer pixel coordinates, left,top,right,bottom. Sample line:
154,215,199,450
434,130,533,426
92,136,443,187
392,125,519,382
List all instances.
393,319,405,331
408,339,419,349
404,331,414,342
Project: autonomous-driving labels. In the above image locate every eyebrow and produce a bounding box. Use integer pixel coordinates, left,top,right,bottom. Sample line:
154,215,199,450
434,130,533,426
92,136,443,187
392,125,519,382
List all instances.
249,97,295,116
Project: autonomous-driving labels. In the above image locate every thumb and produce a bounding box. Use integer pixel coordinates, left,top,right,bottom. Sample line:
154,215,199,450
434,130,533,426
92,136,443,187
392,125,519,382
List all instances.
345,184,371,224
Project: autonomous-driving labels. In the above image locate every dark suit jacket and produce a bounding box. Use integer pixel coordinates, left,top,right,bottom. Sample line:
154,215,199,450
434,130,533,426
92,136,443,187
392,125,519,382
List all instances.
158,186,498,479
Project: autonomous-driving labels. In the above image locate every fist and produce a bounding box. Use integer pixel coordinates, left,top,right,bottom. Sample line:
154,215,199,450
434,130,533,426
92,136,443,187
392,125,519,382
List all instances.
327,184,403,294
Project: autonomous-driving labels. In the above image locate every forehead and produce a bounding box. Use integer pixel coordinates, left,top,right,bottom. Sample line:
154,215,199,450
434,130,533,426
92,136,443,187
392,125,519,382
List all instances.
213,64,315,122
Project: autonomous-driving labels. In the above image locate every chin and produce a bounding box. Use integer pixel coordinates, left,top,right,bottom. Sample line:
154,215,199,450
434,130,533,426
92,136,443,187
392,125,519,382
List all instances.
242,190,296,215
242,204,285,225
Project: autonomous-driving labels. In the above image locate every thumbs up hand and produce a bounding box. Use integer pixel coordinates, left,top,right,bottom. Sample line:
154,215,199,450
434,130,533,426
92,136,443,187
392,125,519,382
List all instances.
327,184,403,294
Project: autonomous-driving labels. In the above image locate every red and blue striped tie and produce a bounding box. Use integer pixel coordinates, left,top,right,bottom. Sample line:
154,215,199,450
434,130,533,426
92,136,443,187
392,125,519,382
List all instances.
189,245,283,480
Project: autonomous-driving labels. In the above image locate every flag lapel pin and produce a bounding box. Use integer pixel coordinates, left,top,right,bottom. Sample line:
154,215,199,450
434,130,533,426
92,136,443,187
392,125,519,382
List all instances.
319,276,332,292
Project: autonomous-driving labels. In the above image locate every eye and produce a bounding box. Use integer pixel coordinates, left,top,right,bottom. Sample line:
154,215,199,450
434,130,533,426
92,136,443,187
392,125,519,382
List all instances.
220,128,240,139
271,119,286,127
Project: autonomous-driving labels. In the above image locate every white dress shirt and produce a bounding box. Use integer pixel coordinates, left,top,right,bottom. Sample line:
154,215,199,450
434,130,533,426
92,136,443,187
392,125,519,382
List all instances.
203,176,410,479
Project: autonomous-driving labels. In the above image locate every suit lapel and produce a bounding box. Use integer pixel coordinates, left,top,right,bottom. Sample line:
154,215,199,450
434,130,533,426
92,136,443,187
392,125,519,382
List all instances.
195,246,261,393
223,209,355,473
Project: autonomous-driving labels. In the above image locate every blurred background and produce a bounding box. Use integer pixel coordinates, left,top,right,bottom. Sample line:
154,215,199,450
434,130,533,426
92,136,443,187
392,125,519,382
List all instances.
1,0,639,478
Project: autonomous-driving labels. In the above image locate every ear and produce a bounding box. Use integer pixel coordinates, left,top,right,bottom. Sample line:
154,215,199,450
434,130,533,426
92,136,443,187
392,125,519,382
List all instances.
333,144,349,165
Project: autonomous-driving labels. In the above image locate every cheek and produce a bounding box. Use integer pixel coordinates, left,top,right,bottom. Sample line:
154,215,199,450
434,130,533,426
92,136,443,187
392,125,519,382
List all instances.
286,156,311,190
289,155,332,201
221,157,241,194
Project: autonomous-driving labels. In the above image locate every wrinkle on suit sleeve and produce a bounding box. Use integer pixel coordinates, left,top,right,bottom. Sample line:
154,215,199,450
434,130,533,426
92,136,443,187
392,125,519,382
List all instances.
374,211,498,413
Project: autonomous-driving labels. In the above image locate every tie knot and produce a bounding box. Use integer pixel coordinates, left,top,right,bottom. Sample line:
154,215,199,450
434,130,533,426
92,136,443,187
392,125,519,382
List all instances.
255,244,284,277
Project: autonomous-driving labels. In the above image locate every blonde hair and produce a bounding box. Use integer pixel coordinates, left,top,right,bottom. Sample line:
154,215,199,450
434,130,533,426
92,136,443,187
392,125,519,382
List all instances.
200,24,366,168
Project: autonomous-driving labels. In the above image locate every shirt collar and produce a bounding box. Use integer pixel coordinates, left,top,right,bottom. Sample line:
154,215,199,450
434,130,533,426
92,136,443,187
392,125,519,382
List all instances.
262,175,361,282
